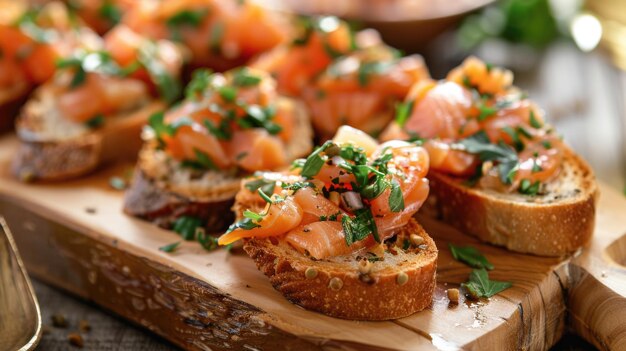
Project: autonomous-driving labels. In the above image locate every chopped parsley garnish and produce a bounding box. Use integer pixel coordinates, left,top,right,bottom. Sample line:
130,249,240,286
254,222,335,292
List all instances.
529,110,542,128
99,1,122,24
56,51,123,88
232,68,262,87
280,181,315,193
449,244,494,270
159,241,181,253
300,141,334,178
186,69,213,99
519,179,540,195
245,177,276,195
343,208,379,246
173,216,203,240
542,140,552,149
462,268,512,299
137,42,182,103
16,10,55,43
209,21,225,53
458,131,519,185
226,216,261,233
388,179,405,212
357,61,392,86
395,100,414,128
85,114,105,129
166,9,208,28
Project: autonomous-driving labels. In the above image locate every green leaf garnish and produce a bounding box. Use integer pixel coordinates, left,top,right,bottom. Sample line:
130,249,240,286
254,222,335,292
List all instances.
342,208,379,246
99,1,122,24
209,21,225,53
172,216,203,241
462,268,512,299
245,178,276,196
519,179,540,195
449,244,494,270
232,68,262,87
395,100,414,128
458,131,519,185
388,179,405,212
159,241,181,253
226,217,261,233
243,209,264,221
529,110,542,128
85,114,105,129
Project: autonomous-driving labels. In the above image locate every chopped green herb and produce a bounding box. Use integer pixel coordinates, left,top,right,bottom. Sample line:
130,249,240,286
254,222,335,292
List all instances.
181,149,218,171
186,69,213,99
395,100,414,128
361,177,389,200
173,216,203,241
218,85,237,102
301,141,333,178
196,231,219,251
449,244,494,270
159,241,181,253
342,208,379,246
226,217,261,233
243,209,264,221
462,268,512,299
458,131,519,185
99,1,122,24
209,21,225,53
203,119,231,140
137,43,181,103
167,9,207,28
542,140,552,149
85,114,105,129
519,179,540,195
477,104,498,121
245,178,276,195
232,68,262,87
388,179,405,212
357,61,392,86
529,111,542,128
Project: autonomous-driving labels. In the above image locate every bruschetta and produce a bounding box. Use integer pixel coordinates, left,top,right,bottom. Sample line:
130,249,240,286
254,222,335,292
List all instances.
123,67,313,232
219,126,437,320
12,28,184,181
381,57,598,256
0,1,101,133
122,0,289,71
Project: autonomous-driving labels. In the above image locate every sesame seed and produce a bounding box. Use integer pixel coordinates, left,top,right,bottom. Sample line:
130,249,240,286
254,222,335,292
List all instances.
447,288,460,304
305,267,318,279
396,272,409,286
329,277,343,291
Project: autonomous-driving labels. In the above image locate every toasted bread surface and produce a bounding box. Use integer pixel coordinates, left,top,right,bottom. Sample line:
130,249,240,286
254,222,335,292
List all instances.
427,145,598,256
12,86,163,181
244,219,437,320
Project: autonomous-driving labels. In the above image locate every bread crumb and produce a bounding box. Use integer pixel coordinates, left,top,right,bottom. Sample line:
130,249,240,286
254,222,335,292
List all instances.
68,333,84,348
79,320,91,332
448,288,460,304
51,314,68,328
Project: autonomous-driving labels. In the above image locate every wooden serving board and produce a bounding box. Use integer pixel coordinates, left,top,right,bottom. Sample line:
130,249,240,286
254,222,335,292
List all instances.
0,135,624,351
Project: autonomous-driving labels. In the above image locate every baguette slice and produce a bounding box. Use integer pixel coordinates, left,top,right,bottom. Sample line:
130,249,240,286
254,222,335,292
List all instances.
123,97,313,232
12,86,164,181
244,218,437,320
426,145,598,257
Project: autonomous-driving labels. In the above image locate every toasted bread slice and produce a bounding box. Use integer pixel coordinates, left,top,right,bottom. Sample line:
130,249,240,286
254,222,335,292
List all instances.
244,218,437,320
426,145,598,257
123,97,313,232
12,85,164,181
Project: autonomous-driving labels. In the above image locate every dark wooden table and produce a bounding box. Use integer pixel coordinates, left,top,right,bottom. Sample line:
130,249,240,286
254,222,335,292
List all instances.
31,41,625,350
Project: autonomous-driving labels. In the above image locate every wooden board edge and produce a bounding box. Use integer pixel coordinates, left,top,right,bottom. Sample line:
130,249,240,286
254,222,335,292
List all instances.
0,197,410,351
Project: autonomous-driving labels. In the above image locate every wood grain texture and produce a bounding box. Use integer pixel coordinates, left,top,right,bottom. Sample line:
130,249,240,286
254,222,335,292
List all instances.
0,135,624,351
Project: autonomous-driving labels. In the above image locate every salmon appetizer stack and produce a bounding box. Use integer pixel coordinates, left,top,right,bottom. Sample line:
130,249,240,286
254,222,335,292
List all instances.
219,126,437,320
123,67,312,233
12,21,185,181
0,1,101,132
122,0,289,71
253,16,429,140
381,57,598,256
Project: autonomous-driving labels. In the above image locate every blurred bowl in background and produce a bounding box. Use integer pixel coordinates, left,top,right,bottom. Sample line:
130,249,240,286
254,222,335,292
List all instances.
261,0,494,52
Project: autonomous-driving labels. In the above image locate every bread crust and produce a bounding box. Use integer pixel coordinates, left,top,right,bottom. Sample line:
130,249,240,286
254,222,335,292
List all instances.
427,146,598,256
12,99,164,181
243,219,438,320
123,169,235,232
0,83,30,134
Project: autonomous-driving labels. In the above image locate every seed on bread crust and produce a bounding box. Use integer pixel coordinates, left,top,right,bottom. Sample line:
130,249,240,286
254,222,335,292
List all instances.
329,277,343,291
358,259,372,274
447,288,460,304
305,267,318,279
410,234,425,246
396,272,409,286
